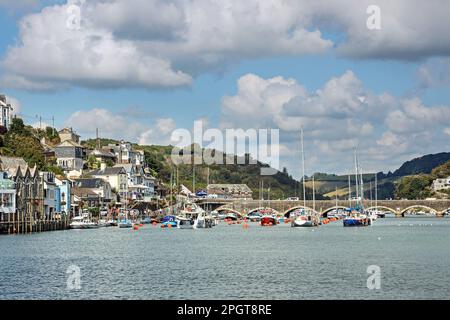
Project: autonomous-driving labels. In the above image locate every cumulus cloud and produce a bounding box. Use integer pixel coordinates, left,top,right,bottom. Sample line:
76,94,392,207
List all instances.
64,108,179,147
417,58,450,89
8,0,450,90
220,71,450,175
4,95,21,115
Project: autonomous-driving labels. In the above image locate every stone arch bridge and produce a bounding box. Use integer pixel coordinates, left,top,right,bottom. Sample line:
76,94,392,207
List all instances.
196,199,450,217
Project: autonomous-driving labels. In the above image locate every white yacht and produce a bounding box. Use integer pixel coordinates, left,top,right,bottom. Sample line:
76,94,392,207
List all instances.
70,216,98,229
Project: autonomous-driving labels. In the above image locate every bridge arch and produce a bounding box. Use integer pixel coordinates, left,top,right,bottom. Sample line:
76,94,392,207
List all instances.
247,207,281,216
215,207,243,218
399,205,439,217
365,206,398,215
321,206,348,217
283,206,318,218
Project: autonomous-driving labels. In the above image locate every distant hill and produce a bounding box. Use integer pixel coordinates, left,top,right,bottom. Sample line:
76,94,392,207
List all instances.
392,152,450,177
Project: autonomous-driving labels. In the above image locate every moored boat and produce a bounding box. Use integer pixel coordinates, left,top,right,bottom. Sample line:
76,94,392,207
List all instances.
118,219,133,228
177,217,195,229
261,215,277,227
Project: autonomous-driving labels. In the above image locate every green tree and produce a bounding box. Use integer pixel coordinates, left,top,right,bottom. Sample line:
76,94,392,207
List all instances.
395,174,433,199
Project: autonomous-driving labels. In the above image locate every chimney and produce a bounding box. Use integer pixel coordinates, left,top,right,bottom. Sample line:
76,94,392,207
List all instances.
100,162,107,171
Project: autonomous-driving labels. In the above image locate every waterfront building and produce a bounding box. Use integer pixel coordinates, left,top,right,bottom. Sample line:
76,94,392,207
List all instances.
108,141,144,165
0,171,16,223
55,177,72,215
74,178,112,206
0,156,44,222
87,148,117,165
72,187,101,214
0,94,13,129
121,164,156,201
55,140,84,172
432,177,450,192
207,184,253,200
89,164,128,200
40,172,57,218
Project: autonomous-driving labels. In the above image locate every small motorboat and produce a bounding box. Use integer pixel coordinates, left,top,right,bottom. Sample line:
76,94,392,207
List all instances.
161,216,177,228
70,216,99,229
292,215,315,227
118,220,133,228
177,217,195,229
141,217,152,224
343,214,372,227
247,212,262,222
261,215,277,227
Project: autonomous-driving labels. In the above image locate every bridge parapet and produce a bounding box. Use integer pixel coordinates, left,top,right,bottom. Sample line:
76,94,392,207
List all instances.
196,199,450,216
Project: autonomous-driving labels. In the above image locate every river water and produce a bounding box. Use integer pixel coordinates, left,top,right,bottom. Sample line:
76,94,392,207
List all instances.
0,217,449,300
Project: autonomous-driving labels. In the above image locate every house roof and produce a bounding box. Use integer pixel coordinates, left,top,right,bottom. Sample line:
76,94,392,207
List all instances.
72,187,99,198
90,166,126,176
56,140,83,148
74,178,107,189
0,156,32,177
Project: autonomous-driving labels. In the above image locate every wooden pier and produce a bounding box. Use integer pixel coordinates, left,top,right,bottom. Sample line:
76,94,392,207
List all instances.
0,215,70,235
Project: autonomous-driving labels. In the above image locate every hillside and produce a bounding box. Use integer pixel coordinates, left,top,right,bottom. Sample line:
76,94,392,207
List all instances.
135,144,323,200
392,152,450,177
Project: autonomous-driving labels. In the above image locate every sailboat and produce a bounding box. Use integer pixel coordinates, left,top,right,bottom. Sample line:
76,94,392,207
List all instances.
118,185,133,228
292,128,319,228
343,148,373,227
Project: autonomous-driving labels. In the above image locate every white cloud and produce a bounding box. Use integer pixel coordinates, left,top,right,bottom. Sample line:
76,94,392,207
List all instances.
220,71,450,176
4,95,21,115
64,108,178,147
4,1,450,90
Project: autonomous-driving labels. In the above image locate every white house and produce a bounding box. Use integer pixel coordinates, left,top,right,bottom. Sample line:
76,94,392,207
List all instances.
55,140,84,172
40,172,57,217
108,142,144,165
432,177,450,192
89,164,128,199
0,94,13,129
0,170,16,222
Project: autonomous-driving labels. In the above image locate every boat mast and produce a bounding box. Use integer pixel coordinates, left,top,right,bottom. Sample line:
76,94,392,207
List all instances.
375,173,378,213
312,174,316,212
335,186,338,209
354,148,360,206
301,127,306,209
348,174,351,205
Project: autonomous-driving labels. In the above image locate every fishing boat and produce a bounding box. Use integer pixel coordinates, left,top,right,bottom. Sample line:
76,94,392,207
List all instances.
261,215,278,226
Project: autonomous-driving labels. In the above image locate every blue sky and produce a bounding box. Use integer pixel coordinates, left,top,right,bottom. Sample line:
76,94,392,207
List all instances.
1,1,450,177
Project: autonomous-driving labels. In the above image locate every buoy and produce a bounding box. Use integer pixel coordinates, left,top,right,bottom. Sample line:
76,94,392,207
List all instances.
133,226,139,231
168,224,172,229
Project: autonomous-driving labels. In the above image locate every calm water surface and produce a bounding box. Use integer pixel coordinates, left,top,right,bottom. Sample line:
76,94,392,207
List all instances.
0,217,449,300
